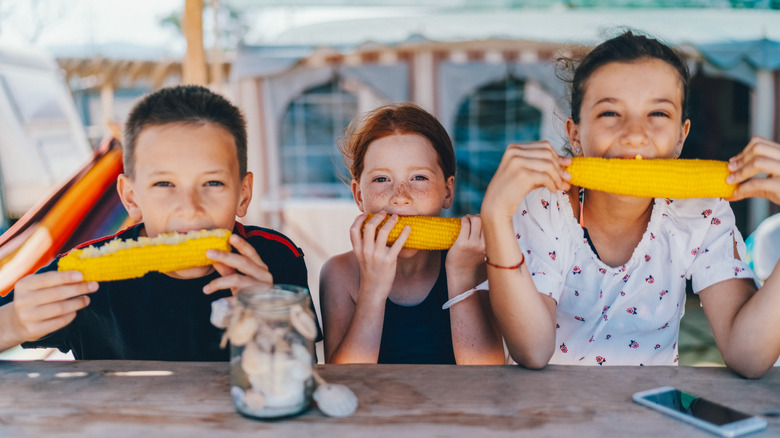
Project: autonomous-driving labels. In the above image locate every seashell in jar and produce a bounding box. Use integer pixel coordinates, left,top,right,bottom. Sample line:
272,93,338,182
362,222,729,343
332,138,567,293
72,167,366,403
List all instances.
243,389,267,411
241,340,271,376
230,385,245,406
291,343,312,365
228,311,259,346
289,304,318,341
313,383,358,417
210,297,236,329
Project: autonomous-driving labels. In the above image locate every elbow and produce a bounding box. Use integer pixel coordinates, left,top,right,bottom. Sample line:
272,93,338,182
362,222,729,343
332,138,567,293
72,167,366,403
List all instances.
508,345,553,370
514,354,551,370
722,353,775,380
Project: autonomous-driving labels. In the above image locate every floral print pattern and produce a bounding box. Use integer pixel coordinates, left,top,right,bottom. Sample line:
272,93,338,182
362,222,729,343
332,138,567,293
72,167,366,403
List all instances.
512,189,755,366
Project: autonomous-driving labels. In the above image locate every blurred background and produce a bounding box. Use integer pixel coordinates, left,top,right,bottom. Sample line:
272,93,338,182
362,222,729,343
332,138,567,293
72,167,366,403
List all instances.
1,0,779,363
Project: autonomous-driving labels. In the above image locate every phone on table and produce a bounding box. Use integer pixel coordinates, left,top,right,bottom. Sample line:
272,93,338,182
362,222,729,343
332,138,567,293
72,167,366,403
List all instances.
632,386,767,437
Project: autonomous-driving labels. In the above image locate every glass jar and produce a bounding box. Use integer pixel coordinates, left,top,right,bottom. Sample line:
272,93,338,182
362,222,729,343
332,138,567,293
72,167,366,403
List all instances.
228,284,316,419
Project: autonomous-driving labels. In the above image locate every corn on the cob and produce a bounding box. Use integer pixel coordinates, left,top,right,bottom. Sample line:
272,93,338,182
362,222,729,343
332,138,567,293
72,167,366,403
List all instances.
58,229,231,282
567,157,736,199
363,215,461,250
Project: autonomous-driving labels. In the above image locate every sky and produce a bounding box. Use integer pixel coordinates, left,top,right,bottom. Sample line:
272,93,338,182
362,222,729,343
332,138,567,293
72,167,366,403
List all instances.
0,0,405,59
0,0,189,57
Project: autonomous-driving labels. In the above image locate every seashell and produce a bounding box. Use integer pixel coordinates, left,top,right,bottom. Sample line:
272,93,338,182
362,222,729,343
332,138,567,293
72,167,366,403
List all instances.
241,341,270,376
230,385,245,406
313,383,358,417
291,343,312,364
243,389,267,411
289,304,318,341
228,311,259,346
210,297,235,328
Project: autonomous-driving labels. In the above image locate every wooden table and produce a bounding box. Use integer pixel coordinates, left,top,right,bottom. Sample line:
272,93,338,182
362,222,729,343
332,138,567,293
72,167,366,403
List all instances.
0,360,777,437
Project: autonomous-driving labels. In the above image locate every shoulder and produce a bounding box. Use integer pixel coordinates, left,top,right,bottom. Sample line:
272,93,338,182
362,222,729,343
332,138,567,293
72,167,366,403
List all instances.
57,224,142,257
320,251,359,299
321,251,358,279
656,198,735,231
233,222,304,259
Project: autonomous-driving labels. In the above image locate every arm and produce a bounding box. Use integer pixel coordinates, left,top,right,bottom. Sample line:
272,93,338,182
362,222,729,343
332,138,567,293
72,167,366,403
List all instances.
0,271,97,352
480,142,570,369
703,136,780,378
698,277,778,379
320,213,410,364
445,215,505,364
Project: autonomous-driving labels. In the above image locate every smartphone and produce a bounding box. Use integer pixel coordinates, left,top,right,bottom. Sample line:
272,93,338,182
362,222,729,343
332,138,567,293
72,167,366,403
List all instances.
632,386,767,437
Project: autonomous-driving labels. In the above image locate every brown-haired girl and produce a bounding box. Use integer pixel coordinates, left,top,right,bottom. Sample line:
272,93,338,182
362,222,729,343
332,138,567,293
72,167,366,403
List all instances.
319,103,504,364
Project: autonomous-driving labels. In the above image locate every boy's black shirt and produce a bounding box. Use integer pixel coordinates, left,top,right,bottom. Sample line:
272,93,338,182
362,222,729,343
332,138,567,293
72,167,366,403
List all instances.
0,222,319,360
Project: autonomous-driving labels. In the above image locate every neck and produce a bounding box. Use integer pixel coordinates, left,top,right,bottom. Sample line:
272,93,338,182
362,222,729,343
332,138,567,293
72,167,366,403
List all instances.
395,249,440,277
582,189,654,231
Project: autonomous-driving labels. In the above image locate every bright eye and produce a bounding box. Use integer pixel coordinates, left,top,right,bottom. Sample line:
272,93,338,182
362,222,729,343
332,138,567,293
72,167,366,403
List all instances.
598,111,618,117
372,176,388,183
650,111,670,118
205,180,225,187
412,175,429,181
153,181,173,187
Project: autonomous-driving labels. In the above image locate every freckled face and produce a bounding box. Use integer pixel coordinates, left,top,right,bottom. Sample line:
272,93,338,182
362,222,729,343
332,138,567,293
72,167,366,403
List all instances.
568,58,691,159
352,133,454,217
118,122,252,239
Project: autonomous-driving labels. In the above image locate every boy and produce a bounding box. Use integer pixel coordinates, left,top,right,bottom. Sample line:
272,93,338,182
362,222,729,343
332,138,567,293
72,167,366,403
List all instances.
0,85,318,360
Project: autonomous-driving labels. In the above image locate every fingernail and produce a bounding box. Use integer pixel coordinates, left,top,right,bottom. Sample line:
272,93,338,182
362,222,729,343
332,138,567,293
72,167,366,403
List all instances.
88,282,99,292
563,171,571,181
728,161,737,170
206,249,217,259
726,175,734,184
71,271,83,281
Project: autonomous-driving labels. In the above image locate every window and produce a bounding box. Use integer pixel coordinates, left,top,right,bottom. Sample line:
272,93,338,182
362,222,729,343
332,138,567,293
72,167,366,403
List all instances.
280,81,357,198
453,77,542,215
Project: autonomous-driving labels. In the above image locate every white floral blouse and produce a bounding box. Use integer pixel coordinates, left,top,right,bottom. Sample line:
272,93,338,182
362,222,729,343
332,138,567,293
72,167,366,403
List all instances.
512,189,755,366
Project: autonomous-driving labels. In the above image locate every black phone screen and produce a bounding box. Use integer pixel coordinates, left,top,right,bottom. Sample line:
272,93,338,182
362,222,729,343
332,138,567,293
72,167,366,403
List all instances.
642,389,752,426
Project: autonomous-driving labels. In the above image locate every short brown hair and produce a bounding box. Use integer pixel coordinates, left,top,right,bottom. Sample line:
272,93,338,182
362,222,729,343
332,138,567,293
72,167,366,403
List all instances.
122,85,247,178
339,103,455,182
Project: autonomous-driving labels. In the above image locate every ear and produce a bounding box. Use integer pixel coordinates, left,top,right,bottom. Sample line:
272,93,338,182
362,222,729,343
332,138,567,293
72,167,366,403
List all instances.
351,179,365,213
678,119,691,153
442,175,455,209
236,172,253,218
117,174,143,222
565,118,581,155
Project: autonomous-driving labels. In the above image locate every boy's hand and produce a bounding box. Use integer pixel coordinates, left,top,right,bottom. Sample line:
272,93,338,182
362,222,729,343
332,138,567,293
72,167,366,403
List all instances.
203,234,274,295
445,215,486,290
9,271,97,343
728,136,780,204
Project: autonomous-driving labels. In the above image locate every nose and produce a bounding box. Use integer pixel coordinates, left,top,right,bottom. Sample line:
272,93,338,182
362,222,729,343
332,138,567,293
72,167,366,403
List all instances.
390,182,412,206
620,119,648,148
179,188,204,217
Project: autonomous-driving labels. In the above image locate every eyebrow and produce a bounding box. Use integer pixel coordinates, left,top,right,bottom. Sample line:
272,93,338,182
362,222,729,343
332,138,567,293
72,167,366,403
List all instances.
366,166,438,174
593,97,678,107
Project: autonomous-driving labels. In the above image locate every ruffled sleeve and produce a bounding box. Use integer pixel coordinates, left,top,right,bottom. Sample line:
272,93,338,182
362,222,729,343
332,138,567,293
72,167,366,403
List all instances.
668,198,756,292
513,189,576,302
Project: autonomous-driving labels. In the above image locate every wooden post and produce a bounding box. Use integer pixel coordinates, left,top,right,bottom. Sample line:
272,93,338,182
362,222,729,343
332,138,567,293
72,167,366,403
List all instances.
183,0,207,85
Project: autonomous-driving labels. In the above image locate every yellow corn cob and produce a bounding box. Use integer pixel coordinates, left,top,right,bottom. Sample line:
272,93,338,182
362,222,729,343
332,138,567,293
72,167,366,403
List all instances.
58,229,231,282
364,215,461,250
567,157,736,199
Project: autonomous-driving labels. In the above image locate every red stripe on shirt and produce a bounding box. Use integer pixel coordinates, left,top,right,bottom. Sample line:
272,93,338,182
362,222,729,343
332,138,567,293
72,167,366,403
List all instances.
234,222,302,258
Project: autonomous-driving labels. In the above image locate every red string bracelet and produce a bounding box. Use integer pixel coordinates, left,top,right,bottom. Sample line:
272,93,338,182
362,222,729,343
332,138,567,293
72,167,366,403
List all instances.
484,253,525,270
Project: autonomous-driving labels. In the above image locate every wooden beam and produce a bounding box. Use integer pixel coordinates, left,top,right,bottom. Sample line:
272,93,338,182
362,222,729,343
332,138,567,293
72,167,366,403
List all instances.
183,0,207,85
